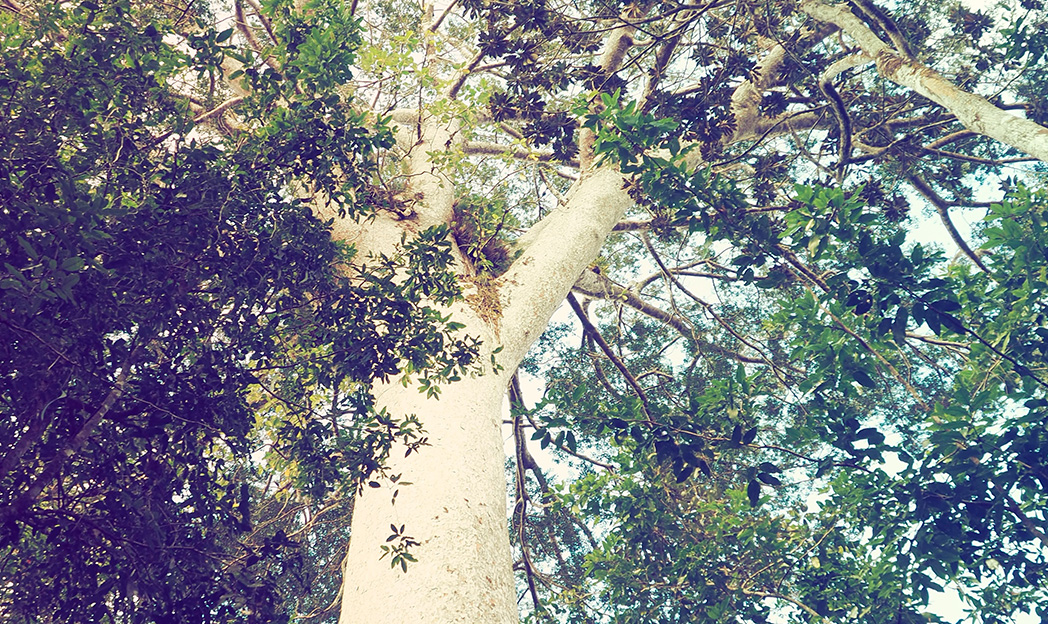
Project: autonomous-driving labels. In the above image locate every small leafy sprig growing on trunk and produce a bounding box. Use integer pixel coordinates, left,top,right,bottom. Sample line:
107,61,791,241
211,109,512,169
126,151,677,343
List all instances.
381,523,421,573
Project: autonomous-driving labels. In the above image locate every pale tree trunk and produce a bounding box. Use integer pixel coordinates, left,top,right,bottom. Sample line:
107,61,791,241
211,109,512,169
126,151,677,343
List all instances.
337,306,516,624
332,108,633,622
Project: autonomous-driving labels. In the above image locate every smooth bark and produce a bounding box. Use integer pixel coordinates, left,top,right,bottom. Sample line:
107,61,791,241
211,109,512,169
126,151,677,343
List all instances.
801,0,1048,163
333,114,632,622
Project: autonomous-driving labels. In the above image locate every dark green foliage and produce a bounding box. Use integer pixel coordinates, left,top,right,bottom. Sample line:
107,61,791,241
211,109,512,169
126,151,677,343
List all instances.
450,194,518,276
494,0,1048,616
0,1,473,621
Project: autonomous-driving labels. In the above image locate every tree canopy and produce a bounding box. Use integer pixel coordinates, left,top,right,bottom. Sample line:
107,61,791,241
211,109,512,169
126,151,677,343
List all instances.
0,1,474,620
3,0,1048,622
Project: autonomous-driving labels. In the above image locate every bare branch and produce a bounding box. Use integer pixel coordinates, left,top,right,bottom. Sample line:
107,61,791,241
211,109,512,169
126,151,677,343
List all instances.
462,141,567,164
579,16,638,170
445,51,485,100
640,5,708,110
510,373,543,612
818,294,930,410
924,129,975,149
990,478,1048,550
613,219,655,231
1,0,23,16
428,0,461,32
567,293,653,423
193,96,245,124
641,234,794,385
573,268,769,365
905,173,991,274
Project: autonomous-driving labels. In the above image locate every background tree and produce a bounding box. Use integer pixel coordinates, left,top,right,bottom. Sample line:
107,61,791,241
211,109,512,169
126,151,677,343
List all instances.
0,1,474,621
4,0,1048,622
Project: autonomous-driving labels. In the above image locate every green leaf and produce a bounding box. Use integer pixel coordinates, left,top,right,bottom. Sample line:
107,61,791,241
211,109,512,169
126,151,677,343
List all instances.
930,299,962,313
730,424,743,445
757,472,781,486
892,305,908,346
735,364,749,394
17,236,37,260
747,479,761,508
850,369,876,389
60,257,85,272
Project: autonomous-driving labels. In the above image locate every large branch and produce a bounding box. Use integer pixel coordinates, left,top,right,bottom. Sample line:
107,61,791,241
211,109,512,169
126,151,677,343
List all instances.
800,0,1048,163
462,141,571,165
729,24,838,143
497,168,633,367
578,15,637,170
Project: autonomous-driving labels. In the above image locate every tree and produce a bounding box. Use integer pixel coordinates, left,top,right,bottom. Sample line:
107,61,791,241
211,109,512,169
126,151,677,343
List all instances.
4,0,1048,622
0,1,473,620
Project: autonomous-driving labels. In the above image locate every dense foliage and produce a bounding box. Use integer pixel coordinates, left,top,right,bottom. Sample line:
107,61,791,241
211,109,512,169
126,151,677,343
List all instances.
5,0,1048,621
427,0,1048,621
0,1,474,621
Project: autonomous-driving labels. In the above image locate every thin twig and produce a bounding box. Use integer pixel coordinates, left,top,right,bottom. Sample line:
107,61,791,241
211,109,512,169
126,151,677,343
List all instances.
566,293,653,423
906,173,991,274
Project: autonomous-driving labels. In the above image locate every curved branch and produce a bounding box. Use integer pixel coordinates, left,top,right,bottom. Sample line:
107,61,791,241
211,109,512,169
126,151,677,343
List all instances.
846,0,914,58
905,173,991,274
925,130,975,149
510,373,543,612
728,23,838,142
819,53,870,174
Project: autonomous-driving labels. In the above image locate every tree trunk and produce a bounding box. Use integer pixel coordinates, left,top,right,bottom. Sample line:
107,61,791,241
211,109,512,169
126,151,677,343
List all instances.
338,303,518,624
332,111,633,622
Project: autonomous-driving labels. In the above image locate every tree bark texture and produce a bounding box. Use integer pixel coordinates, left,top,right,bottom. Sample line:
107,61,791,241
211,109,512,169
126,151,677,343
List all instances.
333,115,632,623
